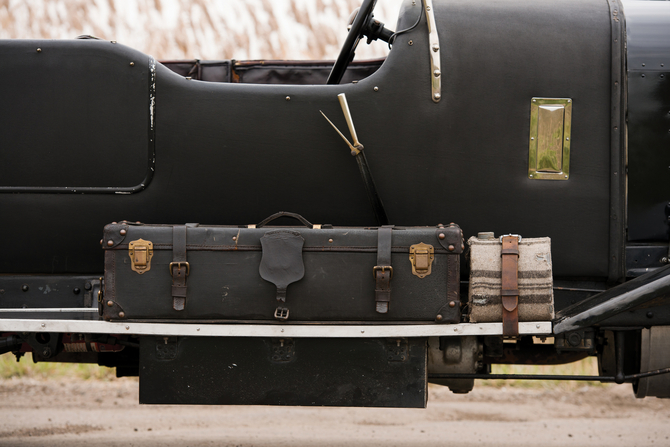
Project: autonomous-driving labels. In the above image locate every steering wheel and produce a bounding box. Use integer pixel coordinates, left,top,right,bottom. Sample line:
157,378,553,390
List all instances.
326,0,378,85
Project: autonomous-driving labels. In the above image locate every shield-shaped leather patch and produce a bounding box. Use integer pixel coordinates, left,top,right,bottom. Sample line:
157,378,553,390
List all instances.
259,230,305,303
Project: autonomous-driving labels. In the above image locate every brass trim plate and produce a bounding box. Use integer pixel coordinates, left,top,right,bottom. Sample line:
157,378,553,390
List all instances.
409,243,434,278
528,97,572,180
129,239,153,274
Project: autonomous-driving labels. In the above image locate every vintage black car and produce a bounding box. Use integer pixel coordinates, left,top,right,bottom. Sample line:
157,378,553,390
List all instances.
1,0,669,406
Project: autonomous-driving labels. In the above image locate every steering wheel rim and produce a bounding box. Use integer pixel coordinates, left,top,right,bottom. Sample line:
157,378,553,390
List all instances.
326,0,378,85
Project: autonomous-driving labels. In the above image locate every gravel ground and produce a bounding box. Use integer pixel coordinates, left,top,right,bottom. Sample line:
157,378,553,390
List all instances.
0,378,669,447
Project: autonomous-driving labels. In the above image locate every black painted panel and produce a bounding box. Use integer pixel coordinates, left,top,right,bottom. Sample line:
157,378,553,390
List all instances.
0,40,151,189
625,2,670,242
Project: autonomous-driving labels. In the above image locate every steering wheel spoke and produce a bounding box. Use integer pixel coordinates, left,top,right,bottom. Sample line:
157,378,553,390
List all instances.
327,0,393,85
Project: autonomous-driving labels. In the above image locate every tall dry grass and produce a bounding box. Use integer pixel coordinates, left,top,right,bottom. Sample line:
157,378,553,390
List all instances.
0,351,607,389
0,0,404,60
0,352,117,380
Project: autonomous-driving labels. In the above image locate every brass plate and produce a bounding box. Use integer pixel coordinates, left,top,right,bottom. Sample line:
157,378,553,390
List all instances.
528,97,572,180
409,243,434,278
128,239,153,274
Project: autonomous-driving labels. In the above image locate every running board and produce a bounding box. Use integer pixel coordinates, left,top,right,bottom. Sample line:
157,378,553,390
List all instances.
0,318,551,338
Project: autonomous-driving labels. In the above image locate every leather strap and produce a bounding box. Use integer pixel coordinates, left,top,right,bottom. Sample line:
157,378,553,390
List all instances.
171,225,189,311
374,225,394,313
501,236,519,336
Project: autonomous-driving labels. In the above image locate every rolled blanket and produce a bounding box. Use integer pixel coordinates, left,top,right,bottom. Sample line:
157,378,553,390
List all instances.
468,236,554,322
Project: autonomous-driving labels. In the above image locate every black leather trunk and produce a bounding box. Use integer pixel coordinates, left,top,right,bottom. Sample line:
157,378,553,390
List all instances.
102,219,463,323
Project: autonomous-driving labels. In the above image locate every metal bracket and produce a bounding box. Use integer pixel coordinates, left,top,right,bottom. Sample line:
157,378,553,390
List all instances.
128,239,153,274
387,338,409,362
423,0,441,102
155,337,178,360
271,338,295,363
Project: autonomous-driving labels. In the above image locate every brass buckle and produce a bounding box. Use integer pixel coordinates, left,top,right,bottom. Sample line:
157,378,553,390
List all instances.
372,265,393,280
169,262,190,277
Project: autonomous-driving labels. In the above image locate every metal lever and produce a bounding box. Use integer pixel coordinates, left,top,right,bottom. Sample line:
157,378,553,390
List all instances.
337,93,364,150
319,94,389,226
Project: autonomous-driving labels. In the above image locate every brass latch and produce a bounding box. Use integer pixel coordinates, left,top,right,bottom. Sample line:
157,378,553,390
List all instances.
129,239,153,274
409,243,434,278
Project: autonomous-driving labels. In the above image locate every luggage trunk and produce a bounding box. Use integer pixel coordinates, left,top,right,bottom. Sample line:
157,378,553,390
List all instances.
102,213,463,323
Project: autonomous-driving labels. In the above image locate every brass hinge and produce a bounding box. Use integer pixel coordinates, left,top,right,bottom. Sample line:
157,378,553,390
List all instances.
409,243,434,278
128,239,154,274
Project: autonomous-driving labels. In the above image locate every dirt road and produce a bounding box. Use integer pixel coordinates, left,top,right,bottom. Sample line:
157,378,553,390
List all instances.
1,378,669,447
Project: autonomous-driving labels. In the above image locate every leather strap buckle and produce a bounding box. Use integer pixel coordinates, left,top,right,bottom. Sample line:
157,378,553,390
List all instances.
169,262,190,277
499,234,522,243
372,265,394,280
274,307,290,320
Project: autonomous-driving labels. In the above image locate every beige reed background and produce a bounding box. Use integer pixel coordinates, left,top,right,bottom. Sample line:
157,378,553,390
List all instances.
0,0,403,60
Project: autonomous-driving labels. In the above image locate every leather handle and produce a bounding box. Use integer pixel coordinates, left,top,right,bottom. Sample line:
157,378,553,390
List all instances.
256,211,314,229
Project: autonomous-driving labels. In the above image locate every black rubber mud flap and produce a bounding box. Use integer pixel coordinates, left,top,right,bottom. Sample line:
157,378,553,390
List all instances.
139,336,427,407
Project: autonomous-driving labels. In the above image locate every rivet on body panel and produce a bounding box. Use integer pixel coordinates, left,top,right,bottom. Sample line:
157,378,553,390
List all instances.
374,86,379,91
408,40,413,45
129,62,135,67
285,96,291,101
36,48,41,53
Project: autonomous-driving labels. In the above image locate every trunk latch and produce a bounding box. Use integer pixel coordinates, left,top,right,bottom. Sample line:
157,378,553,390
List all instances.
129,239,154,274
409,243,434,278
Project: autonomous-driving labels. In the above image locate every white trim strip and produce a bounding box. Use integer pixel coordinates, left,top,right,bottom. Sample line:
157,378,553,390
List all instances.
0,308,98,313
0,319,552,338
